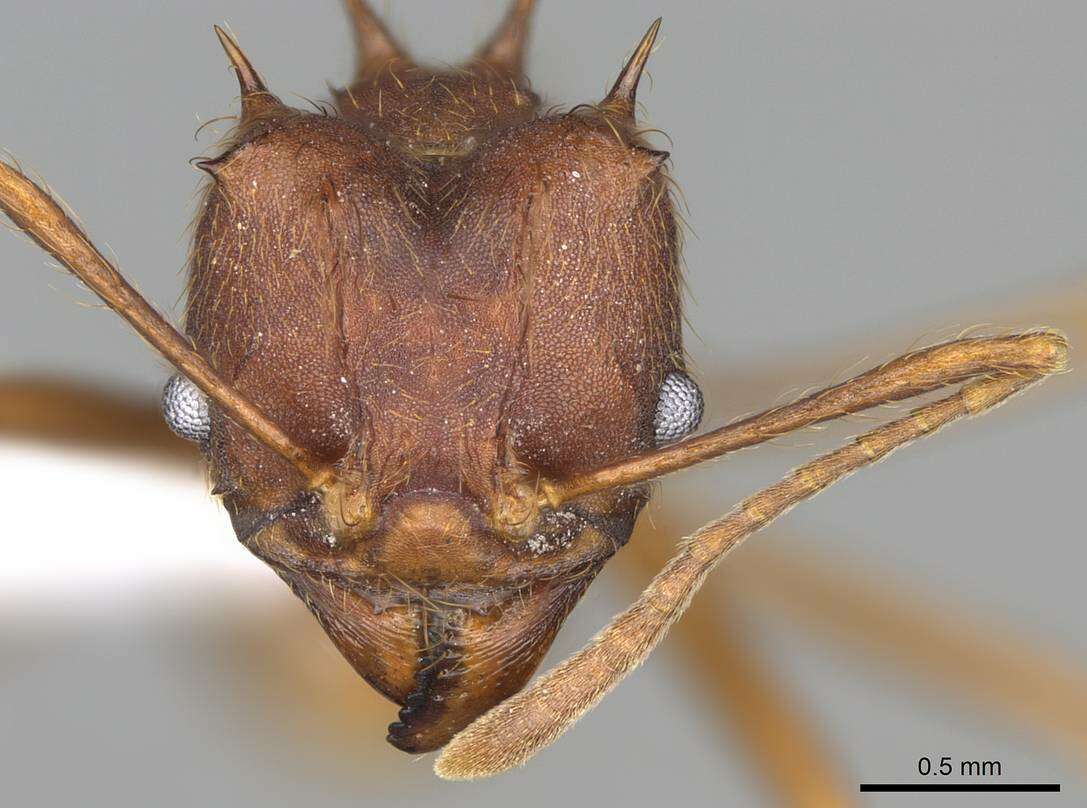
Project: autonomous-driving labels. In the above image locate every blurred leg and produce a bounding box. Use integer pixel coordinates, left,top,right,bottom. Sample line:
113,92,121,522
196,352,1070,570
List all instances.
438,368,1054,779
700,276,1087,420
619,535,855,807
548,332,1065,503
735,548,1087,764
0,375,195,462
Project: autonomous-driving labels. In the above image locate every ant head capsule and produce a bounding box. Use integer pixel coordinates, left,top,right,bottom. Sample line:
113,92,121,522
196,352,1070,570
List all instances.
161,374,211,445
654,371,704,445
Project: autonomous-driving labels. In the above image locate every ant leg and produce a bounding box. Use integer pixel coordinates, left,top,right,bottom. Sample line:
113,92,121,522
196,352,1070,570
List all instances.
737,547,1087,761
0,162,334,489
619,535,854,807
692,276,1087,434
0,375,195,464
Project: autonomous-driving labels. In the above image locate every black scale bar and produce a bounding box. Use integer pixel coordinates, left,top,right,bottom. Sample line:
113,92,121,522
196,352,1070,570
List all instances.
860,784,1060,793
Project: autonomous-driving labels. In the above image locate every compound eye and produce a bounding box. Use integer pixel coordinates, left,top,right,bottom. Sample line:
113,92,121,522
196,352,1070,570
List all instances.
161,375,211,445
653,371,704,445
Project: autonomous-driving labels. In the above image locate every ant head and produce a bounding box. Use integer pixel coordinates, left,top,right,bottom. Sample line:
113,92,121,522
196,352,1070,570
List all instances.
181,13,682,750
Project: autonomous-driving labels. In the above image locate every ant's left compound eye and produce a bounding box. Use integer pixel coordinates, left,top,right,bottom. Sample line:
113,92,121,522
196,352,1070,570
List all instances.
162,374,211,445
654,371,704,445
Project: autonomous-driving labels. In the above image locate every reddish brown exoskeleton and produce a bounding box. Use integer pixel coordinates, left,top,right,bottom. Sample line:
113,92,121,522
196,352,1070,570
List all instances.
191,6,682,758
0,0,1068,780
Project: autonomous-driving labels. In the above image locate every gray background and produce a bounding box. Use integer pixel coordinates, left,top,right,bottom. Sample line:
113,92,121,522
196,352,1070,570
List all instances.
1,1,1085,806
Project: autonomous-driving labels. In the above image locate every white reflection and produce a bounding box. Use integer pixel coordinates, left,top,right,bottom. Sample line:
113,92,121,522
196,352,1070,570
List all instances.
0,442,275,617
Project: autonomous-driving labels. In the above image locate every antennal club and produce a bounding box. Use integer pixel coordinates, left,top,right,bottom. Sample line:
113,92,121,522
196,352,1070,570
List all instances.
437,335,1067,778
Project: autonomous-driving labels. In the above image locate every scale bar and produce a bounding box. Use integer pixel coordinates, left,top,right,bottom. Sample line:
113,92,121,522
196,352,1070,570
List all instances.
860,784,1060,793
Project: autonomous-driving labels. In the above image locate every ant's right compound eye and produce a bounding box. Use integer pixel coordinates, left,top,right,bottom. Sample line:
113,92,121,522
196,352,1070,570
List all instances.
161,375,211,445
